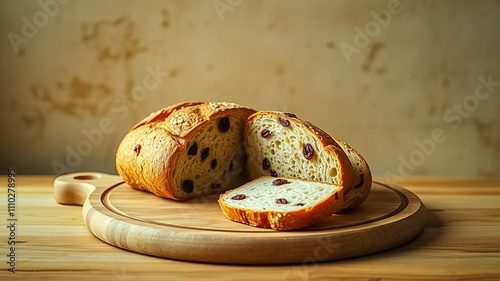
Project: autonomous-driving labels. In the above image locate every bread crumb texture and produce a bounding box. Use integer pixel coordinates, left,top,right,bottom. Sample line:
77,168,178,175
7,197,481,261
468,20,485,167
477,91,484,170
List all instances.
246,113,341,184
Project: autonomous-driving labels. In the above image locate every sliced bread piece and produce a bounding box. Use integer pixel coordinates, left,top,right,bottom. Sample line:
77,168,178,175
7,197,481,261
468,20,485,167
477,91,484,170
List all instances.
244,111,354,193
334,139,372,211
116,101,256,201
218,176,344,230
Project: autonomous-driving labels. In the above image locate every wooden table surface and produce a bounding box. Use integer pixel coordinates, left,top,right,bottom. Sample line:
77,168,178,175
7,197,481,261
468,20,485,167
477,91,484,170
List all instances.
1,175,499,281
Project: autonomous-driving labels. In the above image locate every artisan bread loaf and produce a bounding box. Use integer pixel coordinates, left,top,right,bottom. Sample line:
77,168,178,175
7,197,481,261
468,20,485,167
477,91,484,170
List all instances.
335,139,372,211
218,176,344,230
116,101,256,201
244,111,354,194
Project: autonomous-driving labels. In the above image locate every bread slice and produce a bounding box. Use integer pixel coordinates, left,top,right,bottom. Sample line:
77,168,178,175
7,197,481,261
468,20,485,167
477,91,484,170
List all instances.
218,176,344,230
244,111,354,193
116,101,256,201
335,139,372,211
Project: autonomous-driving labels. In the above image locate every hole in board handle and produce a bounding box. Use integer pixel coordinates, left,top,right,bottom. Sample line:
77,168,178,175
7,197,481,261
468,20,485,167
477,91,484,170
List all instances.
73,174,102,180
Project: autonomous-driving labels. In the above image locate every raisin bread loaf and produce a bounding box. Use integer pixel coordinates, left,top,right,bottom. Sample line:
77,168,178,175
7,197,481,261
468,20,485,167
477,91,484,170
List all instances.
218,176,344,230
335,139,372,211
116,101,256,201
244,111,354,195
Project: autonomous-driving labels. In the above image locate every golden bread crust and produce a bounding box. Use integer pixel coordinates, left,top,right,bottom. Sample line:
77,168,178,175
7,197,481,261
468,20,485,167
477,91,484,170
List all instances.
218,177,344,231
334,139,372,211
116,101,256,200
245,111,355,192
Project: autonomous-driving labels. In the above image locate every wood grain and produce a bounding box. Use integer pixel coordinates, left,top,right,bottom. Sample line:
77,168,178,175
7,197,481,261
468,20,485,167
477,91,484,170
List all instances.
1,175,499,280
50,172,426,264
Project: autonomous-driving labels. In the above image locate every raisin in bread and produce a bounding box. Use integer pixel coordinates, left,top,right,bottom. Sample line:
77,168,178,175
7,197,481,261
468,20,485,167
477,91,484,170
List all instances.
334,139,372,211
218,176,344,230
244,111,355,195
116,101,256,201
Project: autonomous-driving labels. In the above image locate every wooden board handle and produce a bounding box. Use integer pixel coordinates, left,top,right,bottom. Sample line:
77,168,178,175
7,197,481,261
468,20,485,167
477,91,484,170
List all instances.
52,174,427,264
53,172,122,205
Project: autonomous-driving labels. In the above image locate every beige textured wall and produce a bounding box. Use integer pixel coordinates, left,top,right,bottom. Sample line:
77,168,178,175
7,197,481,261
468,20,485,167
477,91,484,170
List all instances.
1,0,499,180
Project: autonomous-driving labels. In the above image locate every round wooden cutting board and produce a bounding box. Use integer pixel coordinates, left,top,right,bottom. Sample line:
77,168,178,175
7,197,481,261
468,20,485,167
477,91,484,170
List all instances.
54,172,426,264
